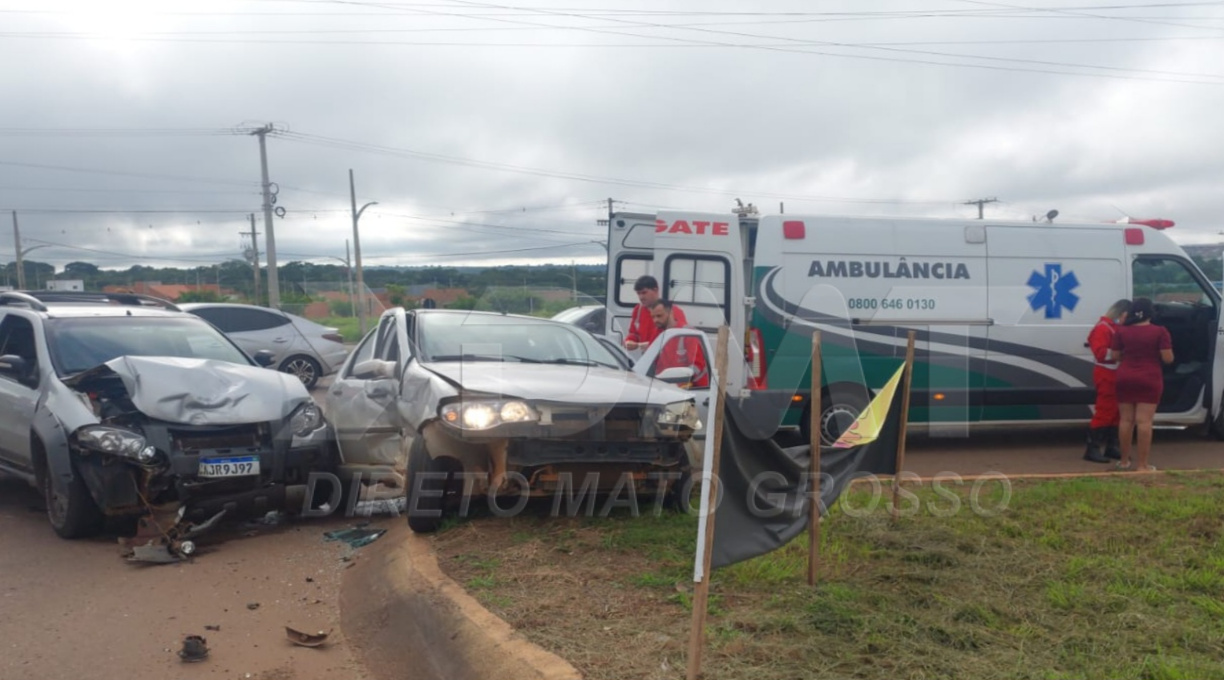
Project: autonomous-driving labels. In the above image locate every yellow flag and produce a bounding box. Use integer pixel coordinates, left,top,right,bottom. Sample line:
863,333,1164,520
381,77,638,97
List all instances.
831,364,905,449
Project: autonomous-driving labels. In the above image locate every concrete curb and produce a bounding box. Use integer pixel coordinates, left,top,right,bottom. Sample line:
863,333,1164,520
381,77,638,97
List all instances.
341,525,583,680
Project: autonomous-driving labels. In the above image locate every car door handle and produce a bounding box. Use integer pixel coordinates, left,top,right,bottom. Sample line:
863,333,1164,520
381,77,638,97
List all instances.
274,337,289,343
702,398,710,406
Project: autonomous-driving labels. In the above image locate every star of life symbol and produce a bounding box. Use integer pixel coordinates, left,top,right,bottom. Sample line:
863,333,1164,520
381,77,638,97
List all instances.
1027,263,1080,319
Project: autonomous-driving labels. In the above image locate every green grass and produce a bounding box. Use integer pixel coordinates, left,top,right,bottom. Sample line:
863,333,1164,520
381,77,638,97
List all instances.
316,316,363,342
444,473,1224,680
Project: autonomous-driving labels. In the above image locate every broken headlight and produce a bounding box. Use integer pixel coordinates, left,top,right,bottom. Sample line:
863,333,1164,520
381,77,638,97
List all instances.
289,402,325,437
658,400,700,429
74,425,159,464
439,399,539,431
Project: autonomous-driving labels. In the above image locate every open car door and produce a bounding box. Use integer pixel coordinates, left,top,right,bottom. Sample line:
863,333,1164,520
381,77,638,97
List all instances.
325,308,412,482
633,328,714,440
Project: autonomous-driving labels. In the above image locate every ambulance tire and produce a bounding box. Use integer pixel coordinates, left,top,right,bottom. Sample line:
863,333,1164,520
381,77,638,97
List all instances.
1210,397,1224,440
804,386,870,448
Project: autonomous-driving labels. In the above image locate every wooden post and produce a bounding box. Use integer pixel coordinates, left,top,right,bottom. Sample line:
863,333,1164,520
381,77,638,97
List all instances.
807,331,823,587
891,331,917,522
686,326,730,680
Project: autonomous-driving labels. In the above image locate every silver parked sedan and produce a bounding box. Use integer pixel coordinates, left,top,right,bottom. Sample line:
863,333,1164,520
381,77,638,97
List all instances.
325,308,703,533
180,303,350,390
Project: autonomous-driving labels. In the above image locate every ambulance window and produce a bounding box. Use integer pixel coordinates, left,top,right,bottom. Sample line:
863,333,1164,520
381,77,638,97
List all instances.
616,256,652,306
665,256,730,319
1132,257,1216,307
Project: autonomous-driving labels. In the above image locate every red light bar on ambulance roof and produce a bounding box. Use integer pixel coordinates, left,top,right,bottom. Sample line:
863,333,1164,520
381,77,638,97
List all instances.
783,220,806,240
1117,217,1175,229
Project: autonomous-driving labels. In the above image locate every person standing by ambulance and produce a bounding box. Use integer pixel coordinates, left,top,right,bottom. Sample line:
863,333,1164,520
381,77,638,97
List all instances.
1110,297,1174,472
648,299,708,388
1084,299,1131,463
623,275,686,351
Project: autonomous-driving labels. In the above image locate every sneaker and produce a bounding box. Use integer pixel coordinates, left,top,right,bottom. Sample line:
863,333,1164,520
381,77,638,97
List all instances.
1143,465,1157,472
1114,461,1131,471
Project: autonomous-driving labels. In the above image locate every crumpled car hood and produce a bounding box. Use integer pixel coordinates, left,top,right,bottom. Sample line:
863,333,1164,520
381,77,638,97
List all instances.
65,355,311,425
419,361,692,406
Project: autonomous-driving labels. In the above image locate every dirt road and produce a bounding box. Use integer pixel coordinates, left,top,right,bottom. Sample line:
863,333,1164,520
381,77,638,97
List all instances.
0,475,389,680
900,424,1223,477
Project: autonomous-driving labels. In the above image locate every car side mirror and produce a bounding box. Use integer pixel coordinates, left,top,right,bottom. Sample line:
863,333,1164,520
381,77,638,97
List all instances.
0,354,29,380
656,366,695,385
253,350,276,367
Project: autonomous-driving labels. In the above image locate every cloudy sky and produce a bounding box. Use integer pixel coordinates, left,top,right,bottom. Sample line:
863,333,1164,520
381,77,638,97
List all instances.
2,0,1223,273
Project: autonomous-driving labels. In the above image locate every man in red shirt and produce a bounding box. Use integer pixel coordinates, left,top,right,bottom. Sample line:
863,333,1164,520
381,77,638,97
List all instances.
648,300,708,389
624,275,686,351
1084,299,1131,463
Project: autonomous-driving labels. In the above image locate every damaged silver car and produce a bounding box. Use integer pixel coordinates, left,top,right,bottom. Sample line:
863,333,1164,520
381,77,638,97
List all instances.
325,308,702,533
0,292,335,561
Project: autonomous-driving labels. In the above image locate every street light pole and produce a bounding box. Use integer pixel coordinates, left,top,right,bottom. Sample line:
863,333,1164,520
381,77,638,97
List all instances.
349,169,377,335
12,210,24,290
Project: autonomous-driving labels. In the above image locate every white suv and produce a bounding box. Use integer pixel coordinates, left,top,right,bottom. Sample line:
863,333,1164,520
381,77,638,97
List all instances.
0,291,335,561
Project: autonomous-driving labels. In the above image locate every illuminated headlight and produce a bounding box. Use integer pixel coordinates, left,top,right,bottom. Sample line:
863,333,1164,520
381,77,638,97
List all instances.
289,402,324,437
75,426,158,463
440,399,538,430
658,401,700,428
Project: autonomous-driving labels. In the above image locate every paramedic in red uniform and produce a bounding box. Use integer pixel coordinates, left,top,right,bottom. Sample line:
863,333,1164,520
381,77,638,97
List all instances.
648,299,709,389
1109,297,1174,472
1083,299,1131,463
623,275,686,351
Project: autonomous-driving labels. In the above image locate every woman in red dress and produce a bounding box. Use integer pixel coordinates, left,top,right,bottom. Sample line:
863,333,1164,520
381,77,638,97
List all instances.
1108,297,1174,471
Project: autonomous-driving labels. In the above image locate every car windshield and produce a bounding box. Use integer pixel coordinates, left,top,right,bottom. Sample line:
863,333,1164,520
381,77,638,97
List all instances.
418,312,622,369
44,316,253,377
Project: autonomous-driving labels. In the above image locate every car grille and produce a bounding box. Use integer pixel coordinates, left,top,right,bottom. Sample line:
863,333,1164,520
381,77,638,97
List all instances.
171,424,267,452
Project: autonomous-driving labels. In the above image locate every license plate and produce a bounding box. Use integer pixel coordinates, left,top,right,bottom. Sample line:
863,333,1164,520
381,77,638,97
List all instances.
198,456,260,478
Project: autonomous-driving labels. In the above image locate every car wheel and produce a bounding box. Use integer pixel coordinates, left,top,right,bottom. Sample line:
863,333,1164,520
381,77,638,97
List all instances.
280,355,323,390
405,437,450,534
663,466,695,513
40,452,105,540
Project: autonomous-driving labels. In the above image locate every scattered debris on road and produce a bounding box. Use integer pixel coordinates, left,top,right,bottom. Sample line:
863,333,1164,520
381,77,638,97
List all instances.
178,635,209,663
322,526,386,549
285,626,331,648
205,624,221,631
247,602,261,610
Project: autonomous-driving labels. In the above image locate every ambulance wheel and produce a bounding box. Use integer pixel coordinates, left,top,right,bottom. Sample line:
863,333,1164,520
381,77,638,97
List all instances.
807,386,870,447
1210,397,1224,440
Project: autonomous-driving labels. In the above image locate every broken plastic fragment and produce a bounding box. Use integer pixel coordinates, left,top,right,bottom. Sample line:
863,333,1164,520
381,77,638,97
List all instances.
285,626,331,648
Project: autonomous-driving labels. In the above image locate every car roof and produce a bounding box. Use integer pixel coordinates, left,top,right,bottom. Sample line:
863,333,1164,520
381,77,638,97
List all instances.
178,302,285,313
0,291,194,319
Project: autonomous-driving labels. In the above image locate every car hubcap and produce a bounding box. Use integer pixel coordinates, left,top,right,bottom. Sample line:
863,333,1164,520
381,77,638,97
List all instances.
285,359,316,384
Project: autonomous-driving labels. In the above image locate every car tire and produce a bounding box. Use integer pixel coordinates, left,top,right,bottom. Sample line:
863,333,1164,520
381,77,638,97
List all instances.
280,355,323,390
663,466,695,513
40,451,105,540
405,437,449,534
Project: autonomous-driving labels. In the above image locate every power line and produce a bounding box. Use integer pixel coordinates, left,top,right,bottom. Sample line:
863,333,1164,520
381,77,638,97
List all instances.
0,160,261,188
426,0,1224,83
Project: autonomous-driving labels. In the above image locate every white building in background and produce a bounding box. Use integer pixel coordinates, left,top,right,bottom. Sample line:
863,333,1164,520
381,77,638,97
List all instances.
46,280,84,292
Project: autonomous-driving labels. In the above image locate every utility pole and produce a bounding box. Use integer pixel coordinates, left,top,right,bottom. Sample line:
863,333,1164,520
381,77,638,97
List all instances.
963,197,998,219
242,213,261,304
251,124,280,308
11,210,25,290
350,169,377,335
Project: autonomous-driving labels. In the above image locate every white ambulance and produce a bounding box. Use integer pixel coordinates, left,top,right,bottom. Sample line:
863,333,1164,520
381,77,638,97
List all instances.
606,209,1224,445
